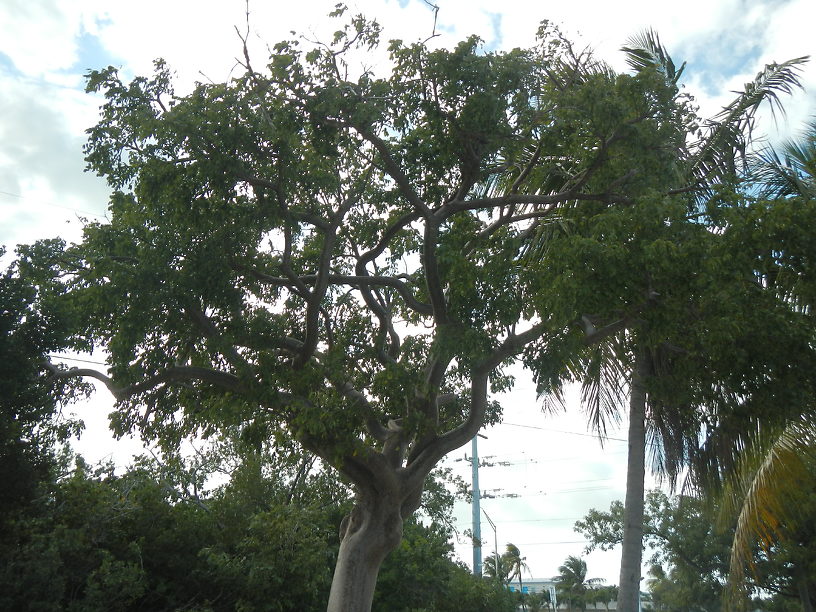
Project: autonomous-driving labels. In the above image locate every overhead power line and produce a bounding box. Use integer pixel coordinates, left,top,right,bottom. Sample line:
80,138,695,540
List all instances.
48,353,106,365
502,422,628,443
498,517,581,523
0,188,106,218
521,540,590,546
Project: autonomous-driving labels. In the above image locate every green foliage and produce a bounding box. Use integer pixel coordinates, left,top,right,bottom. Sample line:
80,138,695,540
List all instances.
0,252,85,520
0,409,485,612
578,491,731,609
483,551,512,585
576,490,816,610
373,519,516,612
29,12,744,469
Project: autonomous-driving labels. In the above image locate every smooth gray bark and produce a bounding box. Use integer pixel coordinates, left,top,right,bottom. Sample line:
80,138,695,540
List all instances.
327,492,405,612
617,350,648,612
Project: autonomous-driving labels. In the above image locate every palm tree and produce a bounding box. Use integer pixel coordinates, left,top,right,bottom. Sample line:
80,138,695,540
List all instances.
483,551,512,585
482,28,807,612
612,33,807,612
504,543,530,610
716,417,816,610
554,34,807,612
527,590,552,612
554,555,604,611
704,121,816,611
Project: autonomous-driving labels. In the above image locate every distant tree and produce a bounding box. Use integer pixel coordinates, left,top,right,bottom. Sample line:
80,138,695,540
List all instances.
578,491,731,610
587,585,618,611
504,543,531,610
436,562,518,612
484,551,512,585
555,555,603,611
577,490,816,610
527,589,553,612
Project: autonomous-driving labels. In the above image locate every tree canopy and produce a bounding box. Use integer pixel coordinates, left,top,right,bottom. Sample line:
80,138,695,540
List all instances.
11,8,814,611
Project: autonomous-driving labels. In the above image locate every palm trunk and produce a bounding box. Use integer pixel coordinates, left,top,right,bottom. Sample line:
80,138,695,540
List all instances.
327,492,405,612
797,567,814,612
617,349,648,612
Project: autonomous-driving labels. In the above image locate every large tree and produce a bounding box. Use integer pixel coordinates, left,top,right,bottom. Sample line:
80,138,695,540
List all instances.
20,12,796,611
501,30,810,611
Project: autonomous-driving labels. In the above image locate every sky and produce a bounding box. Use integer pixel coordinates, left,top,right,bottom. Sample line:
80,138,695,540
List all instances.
2,0,815,588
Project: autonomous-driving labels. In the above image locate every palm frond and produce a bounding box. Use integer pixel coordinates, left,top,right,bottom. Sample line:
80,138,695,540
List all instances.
581,341,627,440
621,28,685,85
689,57,808,187
751,117,816,199
720,415,816,607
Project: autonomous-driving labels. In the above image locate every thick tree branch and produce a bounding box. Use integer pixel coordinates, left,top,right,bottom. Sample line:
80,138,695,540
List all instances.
406,321,550,483
422,218,448,324
184,306,250,373
42,362,241,401
298,224,341,367
352,124,430,218
440,191,603,218
509,138,546,194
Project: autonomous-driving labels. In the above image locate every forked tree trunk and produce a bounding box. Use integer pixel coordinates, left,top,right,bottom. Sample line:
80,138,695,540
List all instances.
326,490,406,612
617,350,648,612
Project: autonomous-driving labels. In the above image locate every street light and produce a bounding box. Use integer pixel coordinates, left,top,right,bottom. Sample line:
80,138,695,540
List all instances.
481,507,499,585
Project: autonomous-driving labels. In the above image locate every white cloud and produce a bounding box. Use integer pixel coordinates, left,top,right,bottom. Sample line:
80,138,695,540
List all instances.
0,0,82,75
0,70,109,256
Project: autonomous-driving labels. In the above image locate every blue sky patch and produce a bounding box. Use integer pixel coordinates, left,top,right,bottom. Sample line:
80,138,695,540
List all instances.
483,12,503,52
674,28,764,98
0,51,20,77
63,25,119,76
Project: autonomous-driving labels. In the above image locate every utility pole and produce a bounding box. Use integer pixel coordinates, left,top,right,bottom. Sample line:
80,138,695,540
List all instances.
471,435,482,576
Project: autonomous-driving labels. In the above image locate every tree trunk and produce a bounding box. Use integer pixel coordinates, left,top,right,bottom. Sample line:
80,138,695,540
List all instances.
798,567,814,612
617,350,648,612
327,492,405,612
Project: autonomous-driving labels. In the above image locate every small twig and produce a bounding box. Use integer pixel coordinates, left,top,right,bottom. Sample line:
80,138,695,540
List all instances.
421,0,440,44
